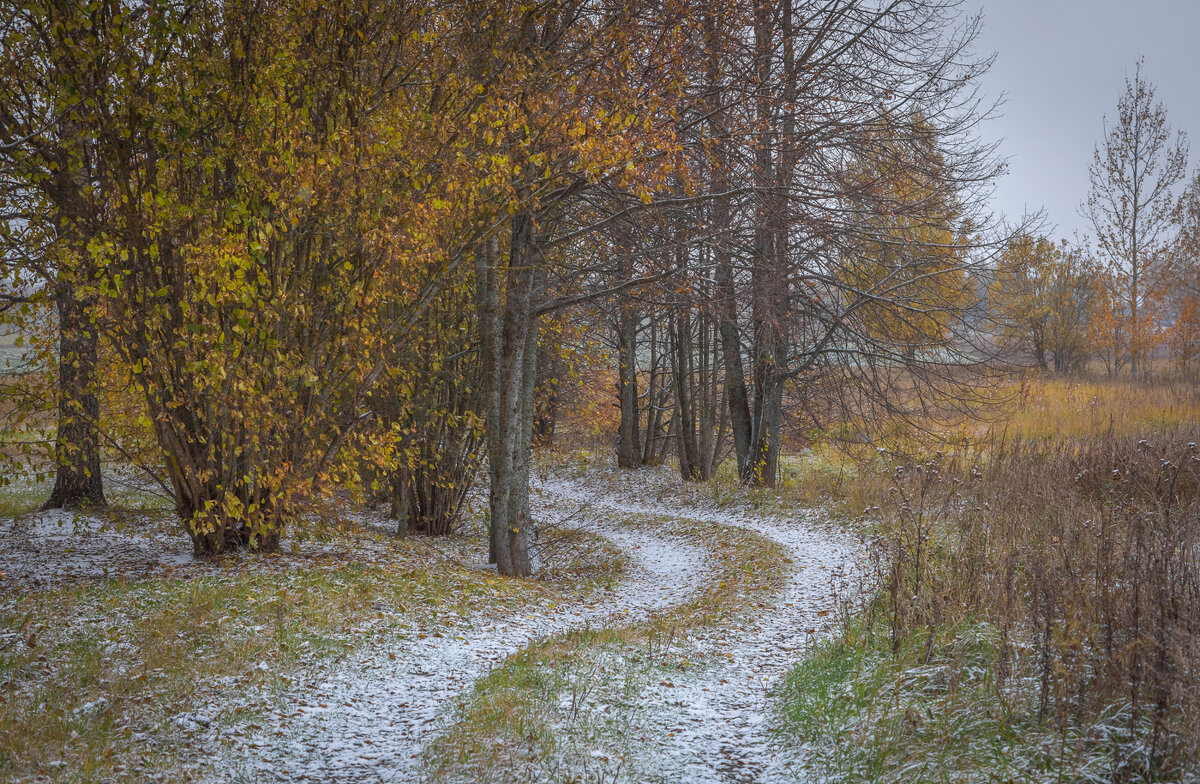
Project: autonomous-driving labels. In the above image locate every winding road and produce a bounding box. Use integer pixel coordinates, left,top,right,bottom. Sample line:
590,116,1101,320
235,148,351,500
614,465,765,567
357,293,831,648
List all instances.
206,467,864,783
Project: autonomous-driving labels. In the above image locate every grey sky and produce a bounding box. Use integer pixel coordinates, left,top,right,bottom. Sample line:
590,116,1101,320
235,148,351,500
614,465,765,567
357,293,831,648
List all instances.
968,0,1200,241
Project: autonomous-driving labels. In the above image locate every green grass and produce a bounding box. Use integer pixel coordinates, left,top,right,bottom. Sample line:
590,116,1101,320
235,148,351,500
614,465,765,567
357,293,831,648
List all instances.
0,482,45,517
773,615,1159,784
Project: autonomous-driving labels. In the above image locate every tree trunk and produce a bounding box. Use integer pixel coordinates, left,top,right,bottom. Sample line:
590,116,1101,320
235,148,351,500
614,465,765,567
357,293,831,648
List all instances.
741,0,793,489
481,214,540,577
477,236,502,565
706,8,752,478
616,290,642,468
746,370,784,486
642,317,668,465
42,288,106,511
714,203,751,478
695,303,722,479
532,340,559,447
671,308,702,480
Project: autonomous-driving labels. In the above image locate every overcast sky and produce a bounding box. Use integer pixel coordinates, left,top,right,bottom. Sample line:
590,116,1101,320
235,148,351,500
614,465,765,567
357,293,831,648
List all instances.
967,0,1200,241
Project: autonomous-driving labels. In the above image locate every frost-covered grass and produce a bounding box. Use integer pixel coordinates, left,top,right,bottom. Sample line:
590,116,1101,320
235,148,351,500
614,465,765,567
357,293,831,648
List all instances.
774,617,1173,784
0,511,619,783
431,629,661,781
0,481,43,517
0,558,517,782
773,421,1200,783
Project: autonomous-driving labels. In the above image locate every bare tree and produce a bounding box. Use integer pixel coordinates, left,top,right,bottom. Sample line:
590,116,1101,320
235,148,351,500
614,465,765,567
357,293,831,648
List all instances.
1084,59,1189,379
1168,169,1200,370
692,0,1011,484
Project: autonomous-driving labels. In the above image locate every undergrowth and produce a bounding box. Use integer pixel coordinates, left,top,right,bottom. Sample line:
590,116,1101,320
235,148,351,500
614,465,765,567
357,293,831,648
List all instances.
775,617,1160,783
777,423,1200,782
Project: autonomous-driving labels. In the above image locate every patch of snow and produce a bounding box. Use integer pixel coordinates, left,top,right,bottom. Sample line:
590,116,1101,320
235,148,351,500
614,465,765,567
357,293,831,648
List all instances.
0,508,197,588
172,712,213,730
0,498,428,590
73,697,108,716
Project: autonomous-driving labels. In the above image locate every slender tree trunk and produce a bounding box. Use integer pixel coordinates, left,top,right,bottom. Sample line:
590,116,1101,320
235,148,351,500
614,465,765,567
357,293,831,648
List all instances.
712,149,751,476
616,282,642,468
696,304,720,479
476,236,502,565
482,214,540,577
43,287,106,510
747,372,784,486
743,0,794,489
706,10,752,477
717,264,751,477
1130,245,1140,379
642,317,664,465
671,307,701,480
745,0,781,488
532,340,558,447
1035,342,1048,371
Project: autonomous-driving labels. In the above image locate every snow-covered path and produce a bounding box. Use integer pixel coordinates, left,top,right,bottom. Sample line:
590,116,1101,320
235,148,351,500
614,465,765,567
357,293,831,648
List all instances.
536,470,865,784
206,467,863,783
208,493,711,783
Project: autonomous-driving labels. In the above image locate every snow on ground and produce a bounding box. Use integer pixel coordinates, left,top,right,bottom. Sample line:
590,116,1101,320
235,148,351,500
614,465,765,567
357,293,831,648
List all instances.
199,465,865,783
2,463,864,782
536,467,868,784
0,481,471,592
200,492,711,784
0,510,200,588
0,506,407,591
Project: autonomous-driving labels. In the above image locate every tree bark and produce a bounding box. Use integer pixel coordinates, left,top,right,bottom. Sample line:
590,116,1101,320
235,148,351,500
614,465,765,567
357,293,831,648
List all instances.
616,269,642,468
707,8,752,478
42,287,106,511
532,340,559,447
671,307,702,480
642,317,668,466
481,214,540,577
742,0,796,489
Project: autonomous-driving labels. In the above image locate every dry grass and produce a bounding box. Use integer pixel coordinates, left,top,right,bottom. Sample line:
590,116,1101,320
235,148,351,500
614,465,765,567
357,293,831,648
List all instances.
789,428,1200,781
726,376,1200,522
988,376,1200,439
773,376,1200,782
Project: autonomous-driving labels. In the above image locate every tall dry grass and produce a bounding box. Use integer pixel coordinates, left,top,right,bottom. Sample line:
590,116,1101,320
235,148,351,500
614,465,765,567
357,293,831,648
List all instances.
873,428,1200,777
994,376,1200,439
